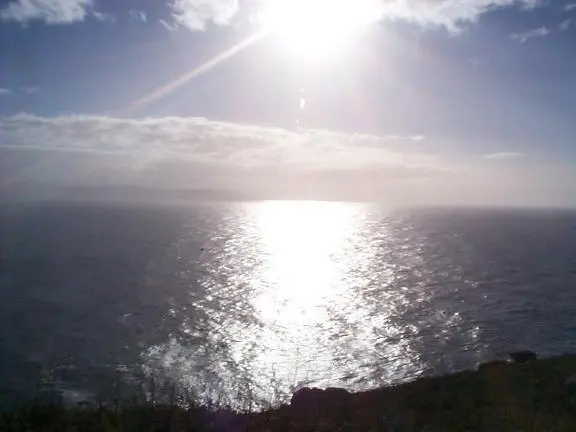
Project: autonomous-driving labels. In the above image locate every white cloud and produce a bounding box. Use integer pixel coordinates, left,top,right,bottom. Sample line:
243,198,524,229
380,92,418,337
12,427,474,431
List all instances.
511,18,571,42
511,26,550,42
0,0,94,24
168,0,543,32
375,0,543,31
159,18,178,31
21,86,39,93
559,19,572,31
0,114,434,172
2,115,572,205
565,3,576,11
0,0,546,31
0,114,450,202
484,151,524,159
170,0,239,30
0,87,39,96
0,0,545,32
129,10,147,23
92,11,115,23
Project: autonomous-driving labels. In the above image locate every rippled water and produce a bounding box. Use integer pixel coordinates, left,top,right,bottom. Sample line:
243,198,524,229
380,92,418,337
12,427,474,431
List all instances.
2,202,576,408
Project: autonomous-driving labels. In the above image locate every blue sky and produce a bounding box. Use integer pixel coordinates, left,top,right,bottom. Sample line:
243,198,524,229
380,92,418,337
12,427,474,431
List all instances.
1,0,576,205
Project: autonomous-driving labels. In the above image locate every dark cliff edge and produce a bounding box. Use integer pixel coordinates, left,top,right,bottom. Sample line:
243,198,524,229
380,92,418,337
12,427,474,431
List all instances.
3,353,576,431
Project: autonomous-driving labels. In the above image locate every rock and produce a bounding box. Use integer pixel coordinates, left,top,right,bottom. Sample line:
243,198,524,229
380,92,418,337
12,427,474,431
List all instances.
205,409,246,432
565,375,576,408
565,375,576,388
477,359,509,372
290,387,352,413
509,351,537,363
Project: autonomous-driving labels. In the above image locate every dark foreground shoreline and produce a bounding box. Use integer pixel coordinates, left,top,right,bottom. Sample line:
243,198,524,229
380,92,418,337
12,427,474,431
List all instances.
3,353,576,431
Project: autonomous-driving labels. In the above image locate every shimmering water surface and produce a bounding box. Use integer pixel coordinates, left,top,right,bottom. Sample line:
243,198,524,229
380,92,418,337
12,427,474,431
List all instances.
2,202,576,407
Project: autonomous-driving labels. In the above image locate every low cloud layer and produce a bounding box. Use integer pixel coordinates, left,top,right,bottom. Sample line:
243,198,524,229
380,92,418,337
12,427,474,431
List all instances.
0,114,434,172
0,114,445,202
0,114,573,206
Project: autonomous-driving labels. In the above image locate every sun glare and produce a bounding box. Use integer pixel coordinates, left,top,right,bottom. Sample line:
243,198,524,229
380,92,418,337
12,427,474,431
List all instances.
262,0,380,57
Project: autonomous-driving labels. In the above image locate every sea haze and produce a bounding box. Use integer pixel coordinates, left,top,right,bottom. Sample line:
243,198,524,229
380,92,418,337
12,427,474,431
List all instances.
1,201,576,408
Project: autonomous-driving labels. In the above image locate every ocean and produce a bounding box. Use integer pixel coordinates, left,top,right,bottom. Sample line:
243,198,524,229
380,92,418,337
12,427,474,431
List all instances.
1,201,576,408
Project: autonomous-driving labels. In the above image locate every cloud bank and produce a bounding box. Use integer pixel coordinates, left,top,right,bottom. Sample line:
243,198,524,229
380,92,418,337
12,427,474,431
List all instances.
1,114,573,206
0,114,433,172
0,114,445,202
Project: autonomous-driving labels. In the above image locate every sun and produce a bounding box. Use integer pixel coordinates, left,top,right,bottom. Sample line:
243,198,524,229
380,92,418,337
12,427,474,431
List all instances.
261,0,380,57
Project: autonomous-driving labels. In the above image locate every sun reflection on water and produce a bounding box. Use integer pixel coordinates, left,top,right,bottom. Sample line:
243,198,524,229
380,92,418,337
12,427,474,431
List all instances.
141,201,480,408
254,201,356,321
247,201,362,389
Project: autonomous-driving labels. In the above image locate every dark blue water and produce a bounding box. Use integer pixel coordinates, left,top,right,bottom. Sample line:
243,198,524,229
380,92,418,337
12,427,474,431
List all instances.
1,201,576,408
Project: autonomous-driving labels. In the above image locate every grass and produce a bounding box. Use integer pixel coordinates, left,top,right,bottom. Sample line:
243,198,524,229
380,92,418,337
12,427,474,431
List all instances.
3,354,576,431
0,402,229,432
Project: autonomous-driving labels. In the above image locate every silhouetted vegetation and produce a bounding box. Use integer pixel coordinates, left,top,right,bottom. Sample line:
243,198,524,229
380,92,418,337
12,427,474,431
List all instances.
4,354,576,431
